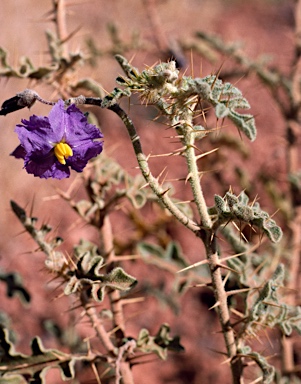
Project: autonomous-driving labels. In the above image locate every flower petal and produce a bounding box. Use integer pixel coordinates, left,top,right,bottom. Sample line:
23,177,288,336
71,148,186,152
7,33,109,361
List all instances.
25,154,70,179
67,141,104,172
63,103,103,145
15,115,54,155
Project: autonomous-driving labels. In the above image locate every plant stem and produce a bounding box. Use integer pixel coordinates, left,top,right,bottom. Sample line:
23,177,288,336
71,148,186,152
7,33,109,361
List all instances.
107,103,200,233
83,297,118,357
202,230,242,383
108,100,241,381
101,215,134,383
183,128,212,229
102,216,126,341
52,0,68,57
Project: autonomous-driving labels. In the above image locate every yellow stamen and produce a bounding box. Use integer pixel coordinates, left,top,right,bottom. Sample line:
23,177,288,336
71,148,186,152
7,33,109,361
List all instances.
54,142,73,165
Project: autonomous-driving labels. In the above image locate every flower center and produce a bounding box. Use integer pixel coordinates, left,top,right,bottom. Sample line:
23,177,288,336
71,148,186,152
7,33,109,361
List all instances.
54,142,73,165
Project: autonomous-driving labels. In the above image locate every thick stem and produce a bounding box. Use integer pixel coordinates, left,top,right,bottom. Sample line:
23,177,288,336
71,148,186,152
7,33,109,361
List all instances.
101,216,134,383
183,129,212,229
102,216,126,341
83,297,118,357
203,230,242,383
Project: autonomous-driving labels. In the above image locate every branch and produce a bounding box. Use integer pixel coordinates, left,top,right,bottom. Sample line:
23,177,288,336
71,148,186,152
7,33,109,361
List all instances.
202,230,242,383
106,103,201,233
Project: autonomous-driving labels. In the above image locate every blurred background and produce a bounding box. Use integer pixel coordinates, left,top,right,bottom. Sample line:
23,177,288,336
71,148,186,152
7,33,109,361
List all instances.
0,1,296,383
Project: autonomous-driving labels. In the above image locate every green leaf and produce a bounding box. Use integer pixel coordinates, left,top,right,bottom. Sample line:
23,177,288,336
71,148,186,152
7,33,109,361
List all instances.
215,103,230,118
228,110,256,142
0,326,85,383
138,242,165,259
101,267,137,291
0,47,57,79
136,324,184,360
215,192,282,243
203,74,257,141
65,243,137,302
0,270,30,304
137,241,189,270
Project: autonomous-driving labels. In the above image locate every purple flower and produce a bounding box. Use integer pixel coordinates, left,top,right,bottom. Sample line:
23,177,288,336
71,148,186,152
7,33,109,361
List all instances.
11,99,103,179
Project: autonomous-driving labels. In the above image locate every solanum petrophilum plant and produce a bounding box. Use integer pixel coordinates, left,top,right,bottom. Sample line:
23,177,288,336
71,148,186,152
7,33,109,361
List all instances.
0,2,299,382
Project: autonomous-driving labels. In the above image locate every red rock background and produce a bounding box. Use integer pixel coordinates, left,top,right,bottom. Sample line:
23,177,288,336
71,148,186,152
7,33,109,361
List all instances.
0,1,296,383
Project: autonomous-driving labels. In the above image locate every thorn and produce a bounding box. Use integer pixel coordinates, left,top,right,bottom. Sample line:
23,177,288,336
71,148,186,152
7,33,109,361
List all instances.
230,307,245,319
157,166,168,184
226,287,251,297
163,134,184,139
91,361,101,384
190,49,194,78
209,300,220,310
216,263,239,274
175,199,194,205
65,251,77,270
190,282,210,288
195,147,219,161
222,271,231,287
149,146,186,157
211,61,225,89
140,182,150,190
221,356,232,366
185,172,192,184
60,25,82,44
232,221,248,243
159,187,171,197
177,259,208,273
217,240,263,264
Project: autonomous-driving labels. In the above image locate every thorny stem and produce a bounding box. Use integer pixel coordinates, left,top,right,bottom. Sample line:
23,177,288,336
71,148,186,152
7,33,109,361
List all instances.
106,102,201,233
10,200,64,271
182,127,212,228
102,216,126,339
82,295,118,357
55,95,240,381
203,230,242,384
108,102,241,381
101,215,134,384
10,90,242,381
186,153,240,380
52,0,68,57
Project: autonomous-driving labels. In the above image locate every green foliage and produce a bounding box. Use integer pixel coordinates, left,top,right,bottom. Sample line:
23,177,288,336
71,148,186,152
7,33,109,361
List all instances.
239,346,275,384
213,191,283,242
0,47,55,80
137,241,189,270
75,155,157,215
0,326,87,383
204,75,256,141
0,270,30,304
245,265,301,337
136,324,184,360
108,55,256,142
65,240,137,302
